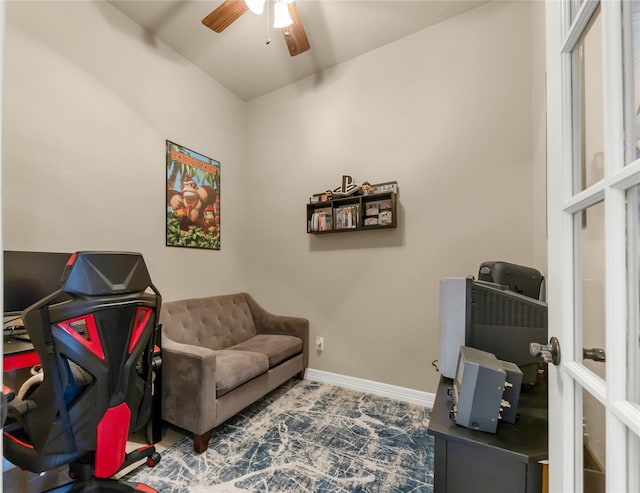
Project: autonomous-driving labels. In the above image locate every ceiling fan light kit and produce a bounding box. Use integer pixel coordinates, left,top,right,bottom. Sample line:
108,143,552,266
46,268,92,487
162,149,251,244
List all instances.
202,0,310,56
245,0,265,15
273,0,293,28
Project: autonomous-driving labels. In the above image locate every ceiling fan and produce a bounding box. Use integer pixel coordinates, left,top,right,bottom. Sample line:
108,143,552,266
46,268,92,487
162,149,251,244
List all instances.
202,0,310,56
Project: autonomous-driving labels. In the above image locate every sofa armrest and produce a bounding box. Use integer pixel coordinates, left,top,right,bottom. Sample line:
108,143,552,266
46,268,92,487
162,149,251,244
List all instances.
161,334,218,435
244,293,309,369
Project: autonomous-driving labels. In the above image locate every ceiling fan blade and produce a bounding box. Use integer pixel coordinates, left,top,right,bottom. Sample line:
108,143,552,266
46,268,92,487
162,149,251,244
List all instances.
202,0,248,33
283,2,310,56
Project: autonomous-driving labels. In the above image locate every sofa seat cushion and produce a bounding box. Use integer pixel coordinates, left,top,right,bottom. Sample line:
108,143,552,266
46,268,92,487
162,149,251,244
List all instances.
215,350,269,398
228,334,303,368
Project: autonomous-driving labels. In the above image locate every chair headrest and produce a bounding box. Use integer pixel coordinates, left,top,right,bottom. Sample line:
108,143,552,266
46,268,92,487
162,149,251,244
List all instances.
61,252,153,296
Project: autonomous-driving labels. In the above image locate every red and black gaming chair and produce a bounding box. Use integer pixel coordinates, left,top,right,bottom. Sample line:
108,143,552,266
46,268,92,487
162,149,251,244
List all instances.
3,251,162,492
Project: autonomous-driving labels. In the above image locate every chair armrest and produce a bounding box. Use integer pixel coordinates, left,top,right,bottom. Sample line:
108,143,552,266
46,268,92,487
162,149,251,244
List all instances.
160,335,219,435
244,293,309,368
3,384,15,403
2,385,14,427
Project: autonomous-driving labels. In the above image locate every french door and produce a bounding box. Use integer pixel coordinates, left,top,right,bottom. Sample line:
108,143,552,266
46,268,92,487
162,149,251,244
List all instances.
546,0,640,492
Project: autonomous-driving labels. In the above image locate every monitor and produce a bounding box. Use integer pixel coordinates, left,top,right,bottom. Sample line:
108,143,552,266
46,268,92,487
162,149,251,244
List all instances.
439,276,548,385
3,250,72,316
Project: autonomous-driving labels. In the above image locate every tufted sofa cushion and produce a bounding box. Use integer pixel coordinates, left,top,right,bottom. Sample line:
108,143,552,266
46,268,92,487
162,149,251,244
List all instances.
160,294,257,350
214,350,269,397
228,334,302,368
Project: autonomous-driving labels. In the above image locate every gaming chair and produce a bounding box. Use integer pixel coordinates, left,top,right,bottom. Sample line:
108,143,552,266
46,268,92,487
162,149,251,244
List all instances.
2,251,162,492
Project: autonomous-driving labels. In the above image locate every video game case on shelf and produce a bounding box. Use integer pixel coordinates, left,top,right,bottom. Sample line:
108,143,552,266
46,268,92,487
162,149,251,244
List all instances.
309,208,333,232
334,204,360,229
364,217,378,226
379,210,392,225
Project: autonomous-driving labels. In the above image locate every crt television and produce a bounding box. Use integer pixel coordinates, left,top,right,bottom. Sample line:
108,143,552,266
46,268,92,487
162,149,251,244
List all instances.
3,250,72,316
439,276,548,385
453,346,507,434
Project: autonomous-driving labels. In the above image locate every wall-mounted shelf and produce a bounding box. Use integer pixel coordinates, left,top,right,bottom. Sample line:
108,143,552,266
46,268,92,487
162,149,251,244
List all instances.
306,191,398,234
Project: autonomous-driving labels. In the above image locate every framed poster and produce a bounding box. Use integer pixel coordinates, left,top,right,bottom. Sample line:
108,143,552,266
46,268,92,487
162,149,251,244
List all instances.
166,140,220,250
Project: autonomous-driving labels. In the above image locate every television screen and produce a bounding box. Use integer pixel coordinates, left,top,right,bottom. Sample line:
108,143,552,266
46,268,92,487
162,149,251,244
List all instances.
3,250,72,316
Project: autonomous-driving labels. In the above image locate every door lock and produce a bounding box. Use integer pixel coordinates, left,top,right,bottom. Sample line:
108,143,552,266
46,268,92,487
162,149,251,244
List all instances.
529,336,561,366
583,347,606,362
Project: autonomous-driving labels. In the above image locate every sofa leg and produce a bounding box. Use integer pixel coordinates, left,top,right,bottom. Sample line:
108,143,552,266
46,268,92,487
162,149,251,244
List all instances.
193,431,212,453
297,370,306,380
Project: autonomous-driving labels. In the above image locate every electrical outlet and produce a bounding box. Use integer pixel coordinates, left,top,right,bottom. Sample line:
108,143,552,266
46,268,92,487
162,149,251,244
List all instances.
315,336,324,351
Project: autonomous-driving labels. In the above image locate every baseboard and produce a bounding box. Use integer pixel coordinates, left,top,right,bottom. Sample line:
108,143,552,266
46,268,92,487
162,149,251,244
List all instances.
304,368,435,408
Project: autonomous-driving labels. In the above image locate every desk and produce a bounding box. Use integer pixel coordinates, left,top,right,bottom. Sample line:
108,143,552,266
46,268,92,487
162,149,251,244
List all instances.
428,376,548,493
3,336,40,394
4,336,40,372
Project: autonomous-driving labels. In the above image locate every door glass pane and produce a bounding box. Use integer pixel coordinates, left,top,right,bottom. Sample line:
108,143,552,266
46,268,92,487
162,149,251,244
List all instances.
624,1,640,164
582,387,606,493
575,6,604,192
629,187,640,405
578,200,606,380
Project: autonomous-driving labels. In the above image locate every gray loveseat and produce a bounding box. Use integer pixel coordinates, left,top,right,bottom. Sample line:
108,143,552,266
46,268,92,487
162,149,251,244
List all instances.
159,292,309,453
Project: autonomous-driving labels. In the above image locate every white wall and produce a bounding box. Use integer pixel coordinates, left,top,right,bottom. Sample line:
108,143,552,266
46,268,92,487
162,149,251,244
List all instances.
2,1,249,301
246,0,546,392
2,1,547,394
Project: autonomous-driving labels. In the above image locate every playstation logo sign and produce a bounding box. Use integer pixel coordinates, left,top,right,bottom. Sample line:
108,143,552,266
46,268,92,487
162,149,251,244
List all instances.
330,175,361,197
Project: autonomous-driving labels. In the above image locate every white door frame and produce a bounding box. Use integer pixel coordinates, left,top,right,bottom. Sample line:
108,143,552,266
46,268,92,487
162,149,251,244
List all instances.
0,0,6,480
546,0,640,491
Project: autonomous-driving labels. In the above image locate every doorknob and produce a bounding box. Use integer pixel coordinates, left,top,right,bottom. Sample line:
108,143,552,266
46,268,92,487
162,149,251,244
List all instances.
583,347,605,362
529,336,561,366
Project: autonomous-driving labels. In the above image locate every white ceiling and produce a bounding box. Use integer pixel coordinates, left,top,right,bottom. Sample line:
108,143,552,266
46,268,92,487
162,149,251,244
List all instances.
110,0,489,101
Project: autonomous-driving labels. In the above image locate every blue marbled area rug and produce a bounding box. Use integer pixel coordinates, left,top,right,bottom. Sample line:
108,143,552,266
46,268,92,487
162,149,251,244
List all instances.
124,379,434,492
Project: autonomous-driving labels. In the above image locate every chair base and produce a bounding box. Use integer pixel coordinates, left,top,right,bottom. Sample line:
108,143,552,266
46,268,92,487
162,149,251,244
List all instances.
47,478,157,492
43,445,161,492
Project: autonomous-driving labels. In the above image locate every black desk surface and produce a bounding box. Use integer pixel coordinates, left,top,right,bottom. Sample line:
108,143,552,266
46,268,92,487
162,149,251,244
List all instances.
4,336,35,356
428,376,548,464
4,324,33,356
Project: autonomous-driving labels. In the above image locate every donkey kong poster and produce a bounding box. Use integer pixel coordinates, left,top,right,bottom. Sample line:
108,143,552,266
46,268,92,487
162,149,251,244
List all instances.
166,140,220,250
